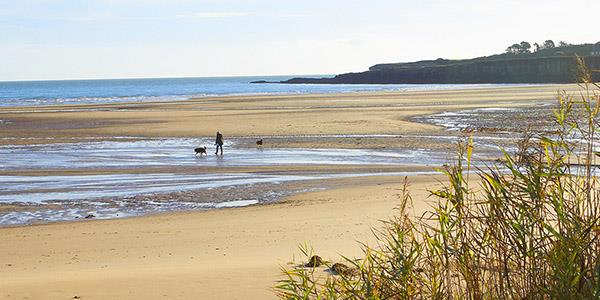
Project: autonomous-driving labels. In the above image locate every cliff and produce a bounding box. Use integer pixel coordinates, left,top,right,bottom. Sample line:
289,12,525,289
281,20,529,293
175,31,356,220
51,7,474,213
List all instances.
277,43,600,84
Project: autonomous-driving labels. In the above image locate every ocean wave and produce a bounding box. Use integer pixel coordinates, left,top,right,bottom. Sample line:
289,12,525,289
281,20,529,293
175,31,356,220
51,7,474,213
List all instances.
0,77,546,107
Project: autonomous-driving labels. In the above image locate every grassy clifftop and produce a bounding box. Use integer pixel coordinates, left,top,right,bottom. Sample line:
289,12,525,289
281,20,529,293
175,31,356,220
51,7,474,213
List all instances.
281,43,600,84
369,43,597,71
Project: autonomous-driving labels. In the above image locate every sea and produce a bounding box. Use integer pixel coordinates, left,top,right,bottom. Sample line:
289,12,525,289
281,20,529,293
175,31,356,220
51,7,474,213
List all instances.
0,75,536,107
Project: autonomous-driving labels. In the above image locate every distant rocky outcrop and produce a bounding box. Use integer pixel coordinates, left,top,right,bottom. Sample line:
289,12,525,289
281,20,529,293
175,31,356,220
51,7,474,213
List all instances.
266,43,600,84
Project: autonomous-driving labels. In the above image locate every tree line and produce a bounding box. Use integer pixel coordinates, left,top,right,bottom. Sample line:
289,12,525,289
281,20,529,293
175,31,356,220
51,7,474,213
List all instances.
506,40,569,54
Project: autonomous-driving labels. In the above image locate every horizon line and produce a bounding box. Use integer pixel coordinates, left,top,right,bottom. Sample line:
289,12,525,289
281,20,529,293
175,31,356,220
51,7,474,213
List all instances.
0,73,336,83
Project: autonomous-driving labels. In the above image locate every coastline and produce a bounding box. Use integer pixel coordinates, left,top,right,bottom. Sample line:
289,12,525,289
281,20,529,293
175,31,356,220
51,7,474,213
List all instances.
0,85,578,299
0,84,577,146
0,84,570,226
0,79,550,109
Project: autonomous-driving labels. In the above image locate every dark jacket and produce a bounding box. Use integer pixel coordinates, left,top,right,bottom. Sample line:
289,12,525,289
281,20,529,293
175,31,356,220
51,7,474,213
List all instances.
215,133,223,145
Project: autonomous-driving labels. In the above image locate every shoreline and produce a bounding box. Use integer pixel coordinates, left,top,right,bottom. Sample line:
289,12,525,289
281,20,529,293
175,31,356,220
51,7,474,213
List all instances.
0,85,577,299
0,84,576,147
0,83,555,110
0,85,569,227
0,83,568,112
0,171,435,227
0,168,438,227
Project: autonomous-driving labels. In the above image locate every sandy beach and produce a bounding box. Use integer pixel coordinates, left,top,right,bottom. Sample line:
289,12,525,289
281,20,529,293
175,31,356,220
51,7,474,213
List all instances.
0,85,578,146
0,175,440,299
0,85,579,299
4,0,600,296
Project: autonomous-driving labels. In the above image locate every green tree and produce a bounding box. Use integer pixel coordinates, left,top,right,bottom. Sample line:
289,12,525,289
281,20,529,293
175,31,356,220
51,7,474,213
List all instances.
519,41,532,53
506,41,533,54
506,43,522,54
543,39,556,49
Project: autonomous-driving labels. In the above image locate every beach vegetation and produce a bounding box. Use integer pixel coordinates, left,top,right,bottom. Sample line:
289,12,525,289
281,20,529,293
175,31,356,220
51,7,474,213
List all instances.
275,64,600,299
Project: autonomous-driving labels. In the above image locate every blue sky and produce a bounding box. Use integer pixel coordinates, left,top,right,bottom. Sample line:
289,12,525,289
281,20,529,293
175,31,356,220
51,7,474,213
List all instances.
1,0,598,80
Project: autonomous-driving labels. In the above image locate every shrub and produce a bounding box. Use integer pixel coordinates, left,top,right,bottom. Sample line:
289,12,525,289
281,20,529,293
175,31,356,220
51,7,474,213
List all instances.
275,64,600,299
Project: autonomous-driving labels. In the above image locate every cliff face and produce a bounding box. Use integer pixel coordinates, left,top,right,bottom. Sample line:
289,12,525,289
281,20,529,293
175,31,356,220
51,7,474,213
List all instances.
282,55,600,84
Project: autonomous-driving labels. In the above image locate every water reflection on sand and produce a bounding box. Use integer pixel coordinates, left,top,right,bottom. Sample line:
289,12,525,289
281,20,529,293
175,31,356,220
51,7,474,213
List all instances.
1,104,543,226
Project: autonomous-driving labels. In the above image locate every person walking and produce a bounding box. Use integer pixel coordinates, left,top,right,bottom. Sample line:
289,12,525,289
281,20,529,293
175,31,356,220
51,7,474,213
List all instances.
215,131,224,155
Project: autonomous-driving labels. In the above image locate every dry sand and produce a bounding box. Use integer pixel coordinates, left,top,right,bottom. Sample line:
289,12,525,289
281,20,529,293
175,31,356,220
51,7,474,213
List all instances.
0,175,441,300
0,85,578,299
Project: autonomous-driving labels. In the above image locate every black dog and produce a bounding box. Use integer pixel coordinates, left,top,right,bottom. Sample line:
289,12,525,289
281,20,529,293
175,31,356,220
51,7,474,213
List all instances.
194,146,207,156
256,139,263,147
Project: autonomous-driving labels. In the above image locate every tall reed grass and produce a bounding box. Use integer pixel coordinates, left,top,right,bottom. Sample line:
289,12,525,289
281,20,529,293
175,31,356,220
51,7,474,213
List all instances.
276,63,600,299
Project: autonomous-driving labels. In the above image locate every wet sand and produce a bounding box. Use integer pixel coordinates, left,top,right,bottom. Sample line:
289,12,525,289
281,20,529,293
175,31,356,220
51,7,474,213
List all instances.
0,175,442,299
0,85,577,299
0,135,447,225
0,84,576,146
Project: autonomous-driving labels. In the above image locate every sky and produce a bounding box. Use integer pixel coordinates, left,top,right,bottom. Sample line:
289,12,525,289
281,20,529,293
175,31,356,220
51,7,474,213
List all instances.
1,0,599,81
